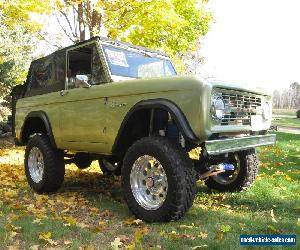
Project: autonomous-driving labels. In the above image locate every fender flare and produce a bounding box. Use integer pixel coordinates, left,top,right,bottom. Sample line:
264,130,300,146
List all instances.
112,99,199,153
20,111,57,148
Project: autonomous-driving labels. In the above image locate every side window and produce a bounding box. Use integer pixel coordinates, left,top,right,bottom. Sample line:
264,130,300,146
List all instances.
25,53,65,97
67,44,106,89
53,52,66,89
32,58,53,88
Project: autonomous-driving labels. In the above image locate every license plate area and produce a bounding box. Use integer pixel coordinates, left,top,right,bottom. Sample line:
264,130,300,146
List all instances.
251,115,263,131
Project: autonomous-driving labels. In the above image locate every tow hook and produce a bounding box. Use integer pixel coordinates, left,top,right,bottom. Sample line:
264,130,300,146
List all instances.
198,163,235,180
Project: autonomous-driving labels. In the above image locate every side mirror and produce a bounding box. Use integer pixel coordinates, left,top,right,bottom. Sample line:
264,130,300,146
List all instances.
75,75,91,88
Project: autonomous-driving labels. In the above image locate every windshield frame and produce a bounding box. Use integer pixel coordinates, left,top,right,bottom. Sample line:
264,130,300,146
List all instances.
99,40,176,81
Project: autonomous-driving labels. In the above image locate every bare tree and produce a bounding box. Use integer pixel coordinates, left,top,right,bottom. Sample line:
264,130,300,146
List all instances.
53,0,103,43
273,82,300,109
272,90,281,108
289,82,300,108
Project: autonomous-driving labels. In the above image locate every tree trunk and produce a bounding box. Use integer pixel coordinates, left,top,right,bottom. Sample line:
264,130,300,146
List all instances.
91,9,101,37
78,3,85,41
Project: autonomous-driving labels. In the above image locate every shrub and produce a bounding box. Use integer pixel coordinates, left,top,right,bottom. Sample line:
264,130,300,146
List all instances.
297,110,300,119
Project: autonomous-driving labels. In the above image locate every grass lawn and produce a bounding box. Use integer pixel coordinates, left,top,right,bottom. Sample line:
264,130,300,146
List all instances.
0,133,299,249
273,109,297,117
272,117,300,128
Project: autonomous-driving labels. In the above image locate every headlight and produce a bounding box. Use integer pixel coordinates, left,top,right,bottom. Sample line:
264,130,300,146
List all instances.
262,100,272,120
211,94,225,121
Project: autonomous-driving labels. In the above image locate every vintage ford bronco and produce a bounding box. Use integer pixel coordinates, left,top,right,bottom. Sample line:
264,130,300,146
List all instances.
12,37,276,222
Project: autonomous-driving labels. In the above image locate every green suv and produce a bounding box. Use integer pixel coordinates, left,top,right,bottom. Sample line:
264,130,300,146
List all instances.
12,37,276,222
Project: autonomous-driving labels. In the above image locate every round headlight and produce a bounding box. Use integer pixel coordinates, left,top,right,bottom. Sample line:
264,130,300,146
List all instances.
211,95,225,121
262,101,271,120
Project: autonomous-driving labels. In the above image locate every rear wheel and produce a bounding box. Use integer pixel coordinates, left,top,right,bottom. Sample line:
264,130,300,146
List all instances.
74,153,92,169
122,136,196,222
25,134,65,193
205,149,259,192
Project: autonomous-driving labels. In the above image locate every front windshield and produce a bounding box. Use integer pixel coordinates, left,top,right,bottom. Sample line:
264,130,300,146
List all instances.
102,45,176,79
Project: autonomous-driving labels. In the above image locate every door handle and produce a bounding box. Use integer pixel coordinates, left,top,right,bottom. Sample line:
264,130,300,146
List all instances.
104,97,108,105
60,90,68,96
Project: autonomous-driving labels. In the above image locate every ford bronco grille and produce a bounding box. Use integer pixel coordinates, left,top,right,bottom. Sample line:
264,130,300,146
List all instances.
217,89,262,126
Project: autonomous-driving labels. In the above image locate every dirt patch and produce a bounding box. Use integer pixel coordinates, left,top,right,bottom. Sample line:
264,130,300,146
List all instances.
0,136,15,148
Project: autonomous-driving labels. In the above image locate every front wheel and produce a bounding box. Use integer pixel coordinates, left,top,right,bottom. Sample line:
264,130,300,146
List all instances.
205,149,259,192
24,134,65,193
122,136,196,222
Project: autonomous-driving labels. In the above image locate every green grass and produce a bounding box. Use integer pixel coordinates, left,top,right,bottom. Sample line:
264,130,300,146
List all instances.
272,117,300,128
273,109,297,116
0,132,299,249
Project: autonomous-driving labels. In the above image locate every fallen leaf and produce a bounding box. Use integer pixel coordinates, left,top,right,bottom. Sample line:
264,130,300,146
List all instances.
6,224,21,232
8,245,19,250
118,235,129,243
77,222,89,229
267,224,281,234
179,224,194,229
4,190,18,199
192,245,208,249
32,218,43,225
79,246,95,250
124,217,143,226
111,237,122,250
135,228,144,242
38,231,58,245
271,209,277,223
89,225,105,233
89,207,100,214
62,216,77,225
10,231,17,239
198,232,208,239
64,240,72,245
61,207,70,213
29,245,39,250
285,175,292,181
220,224,231,233
99,209,113,218
215,231,224,241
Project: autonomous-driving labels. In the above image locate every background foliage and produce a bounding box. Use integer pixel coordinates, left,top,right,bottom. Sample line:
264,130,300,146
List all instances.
0,0,212,120
0,17,35,121
1,0,212,72
273,82,300,110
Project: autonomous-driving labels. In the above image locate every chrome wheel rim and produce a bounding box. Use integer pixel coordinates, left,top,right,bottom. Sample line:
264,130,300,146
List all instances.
28,147,44,183
212,154,241,184
130,155,168,210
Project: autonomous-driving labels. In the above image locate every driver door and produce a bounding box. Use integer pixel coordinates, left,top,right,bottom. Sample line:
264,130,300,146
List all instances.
59,42,109,153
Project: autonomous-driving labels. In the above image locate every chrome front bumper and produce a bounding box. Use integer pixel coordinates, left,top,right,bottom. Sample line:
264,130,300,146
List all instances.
205,134,276,155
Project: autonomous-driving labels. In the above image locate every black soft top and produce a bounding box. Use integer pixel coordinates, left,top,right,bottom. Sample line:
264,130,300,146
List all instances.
12,36,169,99
31,36,168,65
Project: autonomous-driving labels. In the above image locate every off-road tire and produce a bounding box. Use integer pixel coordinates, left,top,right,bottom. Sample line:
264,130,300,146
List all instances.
122,136,196,222
74,153,92,169
205,149,259,192
98,159,121,176
25,134,65,193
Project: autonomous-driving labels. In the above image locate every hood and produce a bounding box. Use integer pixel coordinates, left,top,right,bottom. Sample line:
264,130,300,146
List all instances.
206,78,272,96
